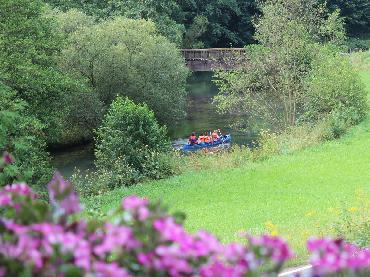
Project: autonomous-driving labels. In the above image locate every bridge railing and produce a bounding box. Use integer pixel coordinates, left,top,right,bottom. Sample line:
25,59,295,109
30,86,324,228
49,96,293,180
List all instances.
181,48,246,61
181,48,247,71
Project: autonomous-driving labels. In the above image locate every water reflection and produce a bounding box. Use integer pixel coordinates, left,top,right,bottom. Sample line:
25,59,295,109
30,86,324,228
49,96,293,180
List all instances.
168,72,250,145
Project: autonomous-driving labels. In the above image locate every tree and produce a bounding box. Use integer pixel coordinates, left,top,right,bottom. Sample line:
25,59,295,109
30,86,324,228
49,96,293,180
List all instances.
95,97,173,187
58,15,189,125
44,0,109,17
46,0,259,48
180,0,258,48
214,0,366,130
326,0,370,36
0,0,99,146
107,0,185,46
0,83,52,189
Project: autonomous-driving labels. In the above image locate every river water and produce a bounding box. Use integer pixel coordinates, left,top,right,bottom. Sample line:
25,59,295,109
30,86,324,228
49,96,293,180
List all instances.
51,72,254,177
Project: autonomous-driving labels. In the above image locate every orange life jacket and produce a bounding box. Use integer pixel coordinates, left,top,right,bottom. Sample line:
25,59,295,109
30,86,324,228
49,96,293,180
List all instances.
204,136,211,143
212,132,219,139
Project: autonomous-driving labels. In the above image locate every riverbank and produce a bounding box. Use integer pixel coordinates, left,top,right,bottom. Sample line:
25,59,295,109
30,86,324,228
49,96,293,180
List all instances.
82,70,370,265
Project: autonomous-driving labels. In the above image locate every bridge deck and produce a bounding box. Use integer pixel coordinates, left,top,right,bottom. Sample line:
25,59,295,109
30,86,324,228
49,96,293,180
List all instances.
181,48,246,71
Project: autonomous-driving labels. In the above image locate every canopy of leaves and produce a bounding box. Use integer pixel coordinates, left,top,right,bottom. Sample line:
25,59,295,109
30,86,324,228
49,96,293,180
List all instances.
45,0,369,48
214,0,366,130
326,0,370,36
0,0,100,146
57,15,189,125
0,83,52,189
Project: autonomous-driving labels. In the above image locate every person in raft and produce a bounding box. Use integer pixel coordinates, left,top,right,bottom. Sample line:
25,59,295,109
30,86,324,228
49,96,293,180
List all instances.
204,132,211,143
198,133,205,143
212,130,219,140
189,132,198,145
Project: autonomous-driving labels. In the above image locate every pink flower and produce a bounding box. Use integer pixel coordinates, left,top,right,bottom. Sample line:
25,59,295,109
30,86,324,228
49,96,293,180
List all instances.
2,183,36,199
94,223,140,257
0,184,37,212
122,196,150,221
137,252,155,267
0,194,12,207
122,196,148,210
307,237,370,272
248,235,293,264
154,217,187,242
48,173,81,218
2,152,14,165
200,260,240,277
93,262,131,277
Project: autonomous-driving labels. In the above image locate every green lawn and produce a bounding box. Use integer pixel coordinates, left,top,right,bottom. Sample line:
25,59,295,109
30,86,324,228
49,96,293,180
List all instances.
83,71,370,264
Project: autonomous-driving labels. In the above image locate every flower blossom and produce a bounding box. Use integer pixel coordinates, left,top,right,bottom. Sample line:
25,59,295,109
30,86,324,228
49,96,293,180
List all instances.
248,235,294,263
2,152,14,165
48,173,81,218
122,196,150,221
307,237,370,273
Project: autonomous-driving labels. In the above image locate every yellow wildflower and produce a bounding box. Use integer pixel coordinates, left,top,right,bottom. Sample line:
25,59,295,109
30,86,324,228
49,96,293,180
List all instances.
348,207,359,213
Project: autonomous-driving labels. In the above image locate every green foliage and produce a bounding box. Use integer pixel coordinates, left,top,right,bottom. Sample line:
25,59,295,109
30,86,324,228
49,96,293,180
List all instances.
215,0,366,134
107,0,185,46
94,97,174,189
346,37,370,51
326,0,370,37
332,190,370,248
46,0,258,48
303,49,368,128
0,0,100,146
180,0,257,48
0,83,52,189
44,0,108,17
57,15,188,125
45,0,370,48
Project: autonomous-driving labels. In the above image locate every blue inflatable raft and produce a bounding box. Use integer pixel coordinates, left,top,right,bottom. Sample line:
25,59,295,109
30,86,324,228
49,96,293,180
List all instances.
182,134,232,152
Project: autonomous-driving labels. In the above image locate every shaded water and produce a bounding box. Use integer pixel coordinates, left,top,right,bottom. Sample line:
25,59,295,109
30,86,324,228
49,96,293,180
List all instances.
52,72,254,177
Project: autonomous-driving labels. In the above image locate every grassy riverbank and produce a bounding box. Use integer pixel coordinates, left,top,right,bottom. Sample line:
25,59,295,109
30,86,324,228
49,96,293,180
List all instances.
83,70,370,264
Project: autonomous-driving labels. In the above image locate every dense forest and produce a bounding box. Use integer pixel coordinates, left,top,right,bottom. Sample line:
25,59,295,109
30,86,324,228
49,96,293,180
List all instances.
46,0,370,48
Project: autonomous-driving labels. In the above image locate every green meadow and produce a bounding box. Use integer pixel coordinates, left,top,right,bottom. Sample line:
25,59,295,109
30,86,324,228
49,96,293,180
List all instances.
83,70,370,263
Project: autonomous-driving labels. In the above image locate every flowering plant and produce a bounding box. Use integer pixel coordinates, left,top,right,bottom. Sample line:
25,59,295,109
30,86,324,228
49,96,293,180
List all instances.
0,173,295,276
0,154,369,276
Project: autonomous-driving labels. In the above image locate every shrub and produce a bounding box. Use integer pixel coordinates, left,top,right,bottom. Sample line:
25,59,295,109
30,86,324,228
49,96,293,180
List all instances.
252,130,279,160
95,97,174,188
0,84,52,189
303,49,368,127
0,169,369,276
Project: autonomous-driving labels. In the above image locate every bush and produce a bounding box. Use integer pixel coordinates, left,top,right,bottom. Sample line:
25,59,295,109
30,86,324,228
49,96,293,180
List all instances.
94,97,174,188
252,130,279,160
303,49,368,127
0,84,52,189
0,170,369,276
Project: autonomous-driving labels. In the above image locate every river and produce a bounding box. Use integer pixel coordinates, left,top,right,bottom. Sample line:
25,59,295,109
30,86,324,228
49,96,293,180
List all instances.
51,72,254,177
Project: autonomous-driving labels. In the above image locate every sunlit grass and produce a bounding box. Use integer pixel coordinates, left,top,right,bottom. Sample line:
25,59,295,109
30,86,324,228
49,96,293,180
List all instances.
83,70,370,265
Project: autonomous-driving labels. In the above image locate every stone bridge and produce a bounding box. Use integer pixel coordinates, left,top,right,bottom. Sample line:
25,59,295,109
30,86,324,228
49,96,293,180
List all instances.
181,48,246,71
